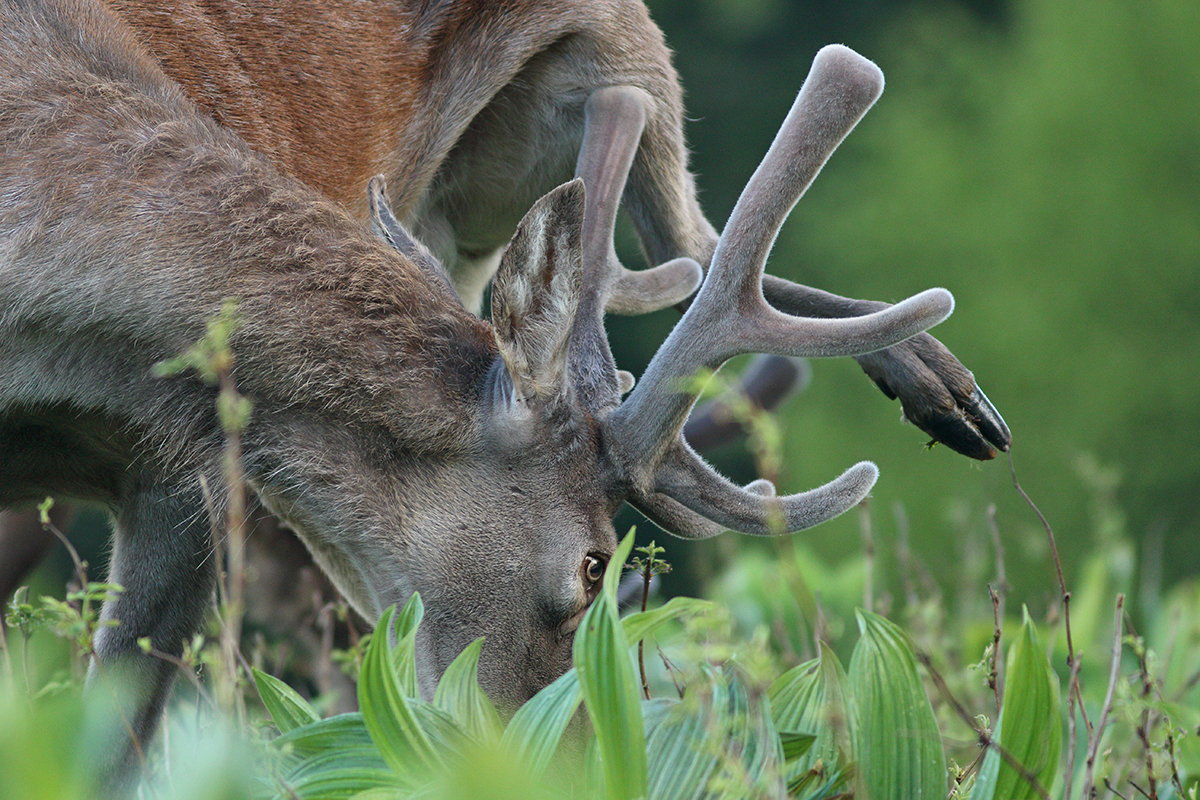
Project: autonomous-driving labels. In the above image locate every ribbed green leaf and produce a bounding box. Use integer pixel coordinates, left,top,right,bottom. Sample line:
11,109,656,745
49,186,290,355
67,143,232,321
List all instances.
779,731,817,762
770,641,857,790
644,697,711,800
433,637,502,745
254,668,320,734
283,748,388,782
987,608,1062,800
621,597,715,645
787,762,857,800
585,735,606,800
645,665,785,800
641,697,677,737
412,701,476,760
273,713,376,760
848,611,946,800
274,766,397,800
499,668,583,778
575,531,645,800
650,665,785,800
390,593,424,699
357,599,440,784
347,789,404,800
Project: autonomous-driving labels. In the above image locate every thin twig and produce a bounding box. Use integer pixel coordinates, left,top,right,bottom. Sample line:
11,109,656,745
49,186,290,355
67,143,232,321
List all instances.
917,650,1051,800
655,644,685,699
892,502,919,608
1085,594,1126,798
987,502,1008,704
639,557,653,700
40,504,88,588
1165,726,1186,798
1105,778,1132,800
987,585,1003,719
1130,618,1159,800
217,369,250,726
1128,780,1152,800
1009,450,1087,796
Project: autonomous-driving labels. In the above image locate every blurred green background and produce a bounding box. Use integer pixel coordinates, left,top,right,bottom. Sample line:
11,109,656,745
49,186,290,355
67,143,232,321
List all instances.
610,0,1200,610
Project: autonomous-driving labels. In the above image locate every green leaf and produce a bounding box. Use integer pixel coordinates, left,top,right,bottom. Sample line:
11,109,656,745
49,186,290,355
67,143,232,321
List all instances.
254,668,321,734
621,597,715,645
644,697,712,800
848,610,946,800
283,748,388,780
770,641,857,786
574,530,646,800
390,593,424,699
645,665,785,800
499,668,583,779
987,608,1062,800
267,714,391,798
779,731,817,762
433,638,503,745
273,713,378,761
275,766,398,800
412,701,475,759
357,598,440,784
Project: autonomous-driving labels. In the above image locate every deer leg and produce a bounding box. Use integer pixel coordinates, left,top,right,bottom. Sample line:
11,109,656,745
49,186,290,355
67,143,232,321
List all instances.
0,503,77,610
760,275,1011,459
91,478,216,789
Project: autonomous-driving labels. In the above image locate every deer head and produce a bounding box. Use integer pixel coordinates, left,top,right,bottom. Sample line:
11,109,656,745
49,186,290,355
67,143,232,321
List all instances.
330,45,953,705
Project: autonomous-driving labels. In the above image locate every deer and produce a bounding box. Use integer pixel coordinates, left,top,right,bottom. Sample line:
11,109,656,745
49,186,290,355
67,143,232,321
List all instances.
3,0,991,787
1,0,1010,619
98,0,1008,459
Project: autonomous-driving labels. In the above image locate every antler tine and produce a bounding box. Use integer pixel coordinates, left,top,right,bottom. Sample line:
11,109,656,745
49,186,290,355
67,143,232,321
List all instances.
570,86,703,410
628,441,877,538
631,476,778,540
575,86,702,317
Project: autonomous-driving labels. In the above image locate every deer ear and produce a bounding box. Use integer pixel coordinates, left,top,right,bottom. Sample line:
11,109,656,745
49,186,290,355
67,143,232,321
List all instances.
367,175,456,292
490,180,585,404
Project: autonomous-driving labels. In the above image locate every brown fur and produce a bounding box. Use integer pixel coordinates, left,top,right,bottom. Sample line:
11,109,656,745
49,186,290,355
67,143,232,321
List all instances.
98,0,1007,456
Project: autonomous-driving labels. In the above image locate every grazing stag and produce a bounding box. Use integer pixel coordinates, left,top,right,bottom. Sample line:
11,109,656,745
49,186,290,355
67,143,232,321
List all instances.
1,0,1009,617
1,0,985,788
104,0,1008,454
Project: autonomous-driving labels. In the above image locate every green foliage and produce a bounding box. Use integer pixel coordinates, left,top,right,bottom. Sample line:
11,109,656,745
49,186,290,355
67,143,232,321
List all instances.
970,609,1062,800
850,611,948,800
249,534,998,800
7,502,1200,798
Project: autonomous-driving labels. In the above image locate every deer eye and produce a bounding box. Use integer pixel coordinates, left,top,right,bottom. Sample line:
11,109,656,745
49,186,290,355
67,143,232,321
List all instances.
583,554,605,587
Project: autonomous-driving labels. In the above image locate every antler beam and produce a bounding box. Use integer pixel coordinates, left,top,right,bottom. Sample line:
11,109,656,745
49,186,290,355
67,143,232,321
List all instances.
605,45,954,536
